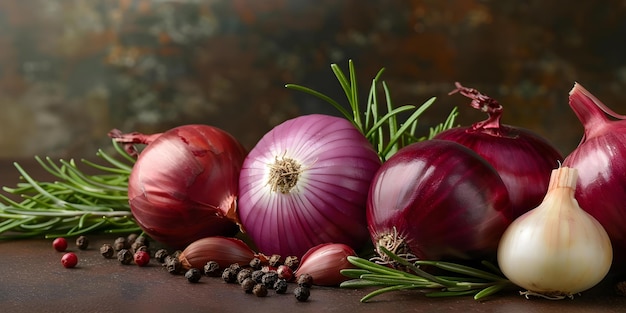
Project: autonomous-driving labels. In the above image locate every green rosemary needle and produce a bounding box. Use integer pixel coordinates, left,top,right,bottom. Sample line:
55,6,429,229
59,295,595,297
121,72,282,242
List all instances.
0,140,138,239
340,246,513,302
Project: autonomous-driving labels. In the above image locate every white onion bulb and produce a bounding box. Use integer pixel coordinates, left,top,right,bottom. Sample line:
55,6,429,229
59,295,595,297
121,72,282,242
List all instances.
497,166,612,299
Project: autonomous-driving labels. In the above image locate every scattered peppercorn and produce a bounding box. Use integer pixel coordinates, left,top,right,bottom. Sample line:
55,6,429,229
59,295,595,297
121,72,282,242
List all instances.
284,256,299,271
297,273,313,288
251,270,265,283
268,254,282,268
134,235,149,247
294,286,310,302
274,279,288,294
252,284,268,297
221,268,237,283
61,252,78,268
117,249,133,265
113,237,127,251
75,235,89,250
203,261,221,277
131,241,147,254
241,278,255,293
237,268,253,284
126,233,138,246
100,244,115,258
249,257,262,270
164,255,182,274
185,268,202,283
276,265,294,281
262,271,279,288
134,250,150,267
52,237,67,252
228,263,242,275
154,249,169,263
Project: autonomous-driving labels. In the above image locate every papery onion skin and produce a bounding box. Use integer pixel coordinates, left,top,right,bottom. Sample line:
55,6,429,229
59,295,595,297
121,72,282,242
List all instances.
367,140,512,262
179,236,264,270
434,83,563,218
112,125,247,249
294,243,357,286
562,83,626,263
237,114,382,258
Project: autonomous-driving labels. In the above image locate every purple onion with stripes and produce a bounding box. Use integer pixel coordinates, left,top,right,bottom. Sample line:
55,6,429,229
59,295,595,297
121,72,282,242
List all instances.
367,140,513,263
237,114,382,258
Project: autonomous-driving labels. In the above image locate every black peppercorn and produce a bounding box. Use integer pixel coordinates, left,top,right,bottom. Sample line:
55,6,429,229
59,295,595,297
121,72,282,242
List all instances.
100,243,115,258
261,271,279,288
251,270,265,283
185,268,202,283
75,235,89,250
241,277,255,293
228,263,242,275
126,233,138,245
221,268,237,283
294,286,310,302
268,254,282,268
203,261,221,277
252,284,268,297
284,256,299,271
134,235,149,247
154,249,169,263
237,268,252,284
117,249,133,265
163,255,182,274
113,237,127,251
249,257,262,270
274,279,288,294
297,273,313,288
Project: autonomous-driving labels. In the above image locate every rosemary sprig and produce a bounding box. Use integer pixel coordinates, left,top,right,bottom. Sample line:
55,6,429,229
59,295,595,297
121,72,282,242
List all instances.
340,246,512,302
286,60,458,161
0,140,139,239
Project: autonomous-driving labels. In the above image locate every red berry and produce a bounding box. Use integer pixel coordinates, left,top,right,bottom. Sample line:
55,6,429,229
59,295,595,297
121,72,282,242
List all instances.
61,252,78,268
52,237,68,252
134,250,150,267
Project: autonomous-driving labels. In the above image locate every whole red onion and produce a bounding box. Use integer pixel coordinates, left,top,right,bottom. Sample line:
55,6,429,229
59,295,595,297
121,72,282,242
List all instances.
563,83,626,262
237,114,381,258
367,139,512,263
111,125,247,249
434,83,563,218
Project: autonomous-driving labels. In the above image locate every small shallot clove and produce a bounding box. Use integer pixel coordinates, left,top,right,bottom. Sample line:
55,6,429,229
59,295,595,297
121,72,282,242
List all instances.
294,243,357,286
178,236,266,270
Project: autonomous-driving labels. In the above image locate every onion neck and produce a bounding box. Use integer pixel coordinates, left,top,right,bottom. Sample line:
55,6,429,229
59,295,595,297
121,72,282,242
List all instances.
268,157,302,194
449,82,506,137
569,83,622,141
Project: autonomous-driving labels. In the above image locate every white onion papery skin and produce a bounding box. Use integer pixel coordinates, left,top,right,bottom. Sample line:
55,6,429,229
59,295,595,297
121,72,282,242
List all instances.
237,114,381,258
497,167,612,298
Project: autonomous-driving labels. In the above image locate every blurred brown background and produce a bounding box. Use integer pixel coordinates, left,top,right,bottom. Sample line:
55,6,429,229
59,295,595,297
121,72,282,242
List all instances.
1,0,625,159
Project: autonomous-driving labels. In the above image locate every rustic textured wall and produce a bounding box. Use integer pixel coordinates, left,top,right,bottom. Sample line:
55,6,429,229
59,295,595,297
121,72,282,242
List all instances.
1,0,625,158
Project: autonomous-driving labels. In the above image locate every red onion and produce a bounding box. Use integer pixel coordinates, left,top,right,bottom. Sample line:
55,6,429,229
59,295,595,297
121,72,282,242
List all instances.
562,83,626,262
237,114,382,258
294,243,357,286
434,83,563,218
111,125,247,249
367,139,512,263
179,236,265,270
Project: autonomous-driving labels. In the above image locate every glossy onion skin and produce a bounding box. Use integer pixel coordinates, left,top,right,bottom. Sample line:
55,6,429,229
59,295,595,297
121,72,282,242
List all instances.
367,140,512,261
128,125,247,249
237,114,382,258
563,83,626,262
434,127,563,218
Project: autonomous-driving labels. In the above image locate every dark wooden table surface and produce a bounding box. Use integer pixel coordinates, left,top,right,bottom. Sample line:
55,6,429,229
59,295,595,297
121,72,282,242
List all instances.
2,159,626,313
